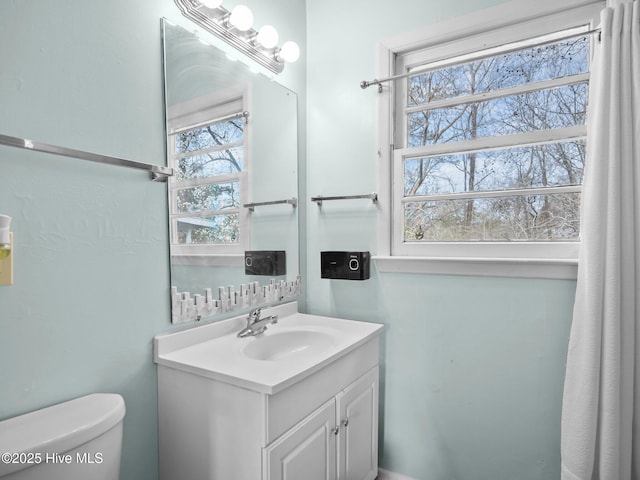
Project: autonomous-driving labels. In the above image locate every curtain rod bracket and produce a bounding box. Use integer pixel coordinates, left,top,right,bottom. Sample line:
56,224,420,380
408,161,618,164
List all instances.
360,80,383,93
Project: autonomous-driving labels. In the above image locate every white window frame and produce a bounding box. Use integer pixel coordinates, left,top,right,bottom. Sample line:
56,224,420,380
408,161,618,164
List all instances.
375,0,604,279
167,84,251,266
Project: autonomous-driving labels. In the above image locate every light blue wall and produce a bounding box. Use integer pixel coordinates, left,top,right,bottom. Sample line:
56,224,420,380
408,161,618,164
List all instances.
0,1,305,480
305,0,576,479
1,0,577,478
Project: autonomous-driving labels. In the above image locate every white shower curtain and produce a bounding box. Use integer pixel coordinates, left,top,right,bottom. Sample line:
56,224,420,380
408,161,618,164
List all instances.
561,1,640,480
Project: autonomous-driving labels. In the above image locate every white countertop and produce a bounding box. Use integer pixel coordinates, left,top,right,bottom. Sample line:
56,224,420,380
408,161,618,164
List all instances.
154,302,383,394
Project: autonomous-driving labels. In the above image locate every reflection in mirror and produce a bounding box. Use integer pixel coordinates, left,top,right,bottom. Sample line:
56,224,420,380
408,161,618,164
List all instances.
162,19,299,323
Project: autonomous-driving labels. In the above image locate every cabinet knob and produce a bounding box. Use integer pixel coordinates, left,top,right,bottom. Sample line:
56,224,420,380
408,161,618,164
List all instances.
333,426,340,435
342,418,349,428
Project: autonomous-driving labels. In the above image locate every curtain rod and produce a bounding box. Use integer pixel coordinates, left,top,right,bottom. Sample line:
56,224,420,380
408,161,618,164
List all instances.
0,133,173,182
361,26,602,92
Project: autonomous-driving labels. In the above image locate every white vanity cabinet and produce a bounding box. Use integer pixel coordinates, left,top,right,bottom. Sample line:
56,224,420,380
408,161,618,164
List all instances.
264,398,337,480
264,367,378,480
155,305,382,480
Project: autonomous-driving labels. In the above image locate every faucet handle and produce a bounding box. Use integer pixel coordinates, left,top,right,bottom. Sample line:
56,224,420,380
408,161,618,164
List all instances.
248,307,263,321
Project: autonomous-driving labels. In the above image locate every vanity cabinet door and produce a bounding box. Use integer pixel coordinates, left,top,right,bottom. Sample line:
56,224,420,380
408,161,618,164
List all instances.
336,367,379,480
264,398,337,480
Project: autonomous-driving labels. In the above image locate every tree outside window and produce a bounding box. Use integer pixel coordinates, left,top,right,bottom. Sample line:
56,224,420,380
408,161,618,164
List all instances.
401,34,589,243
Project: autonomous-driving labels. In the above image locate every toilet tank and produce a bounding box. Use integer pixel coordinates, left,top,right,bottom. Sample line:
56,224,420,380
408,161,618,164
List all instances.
0,393,125,480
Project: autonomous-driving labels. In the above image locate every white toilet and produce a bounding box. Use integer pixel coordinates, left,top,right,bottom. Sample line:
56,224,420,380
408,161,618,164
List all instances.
0,393,125,480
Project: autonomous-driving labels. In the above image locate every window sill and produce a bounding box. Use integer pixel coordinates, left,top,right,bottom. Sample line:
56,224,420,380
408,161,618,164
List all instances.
373,255,577,279
171,254,244,267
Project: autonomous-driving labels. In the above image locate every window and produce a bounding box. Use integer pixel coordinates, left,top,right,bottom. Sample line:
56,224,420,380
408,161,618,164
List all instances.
378,0,603,276
168,95,249,258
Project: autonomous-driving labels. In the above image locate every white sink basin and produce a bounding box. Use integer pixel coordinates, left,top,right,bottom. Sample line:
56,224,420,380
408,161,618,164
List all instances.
242,329,336,361
154,302,383,394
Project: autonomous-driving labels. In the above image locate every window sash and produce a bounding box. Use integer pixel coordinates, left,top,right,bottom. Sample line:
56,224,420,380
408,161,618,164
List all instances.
390,28,597,258
393,148,584,249
396,125,586,162
173,140,244,162
402,25,592,86
392,5,602,148
404,72,589,116
168,96,249,255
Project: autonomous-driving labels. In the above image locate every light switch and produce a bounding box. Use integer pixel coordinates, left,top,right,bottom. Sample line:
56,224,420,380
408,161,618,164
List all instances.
0,233,13,286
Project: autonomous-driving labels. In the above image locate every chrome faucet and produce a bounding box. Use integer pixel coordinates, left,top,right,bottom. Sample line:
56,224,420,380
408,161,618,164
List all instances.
237,307,278,338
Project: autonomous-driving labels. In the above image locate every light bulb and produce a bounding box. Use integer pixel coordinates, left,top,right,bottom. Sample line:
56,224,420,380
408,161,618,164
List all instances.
199,0,223,8
279,41,300,63
256,25,279,49
229,5,254,32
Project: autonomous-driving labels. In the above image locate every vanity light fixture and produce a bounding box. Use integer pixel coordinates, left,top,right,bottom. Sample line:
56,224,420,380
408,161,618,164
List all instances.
172,0,300,74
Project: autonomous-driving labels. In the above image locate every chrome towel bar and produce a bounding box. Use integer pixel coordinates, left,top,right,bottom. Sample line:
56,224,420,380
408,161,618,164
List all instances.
311,193,378,206
244,197,298,212
0,133,173,182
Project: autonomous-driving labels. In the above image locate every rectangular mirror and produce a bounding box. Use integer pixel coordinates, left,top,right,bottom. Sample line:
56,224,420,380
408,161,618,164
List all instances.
162,19,299,321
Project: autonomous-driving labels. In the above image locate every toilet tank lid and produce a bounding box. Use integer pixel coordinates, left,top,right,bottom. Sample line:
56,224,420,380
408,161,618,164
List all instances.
0,393,125,459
